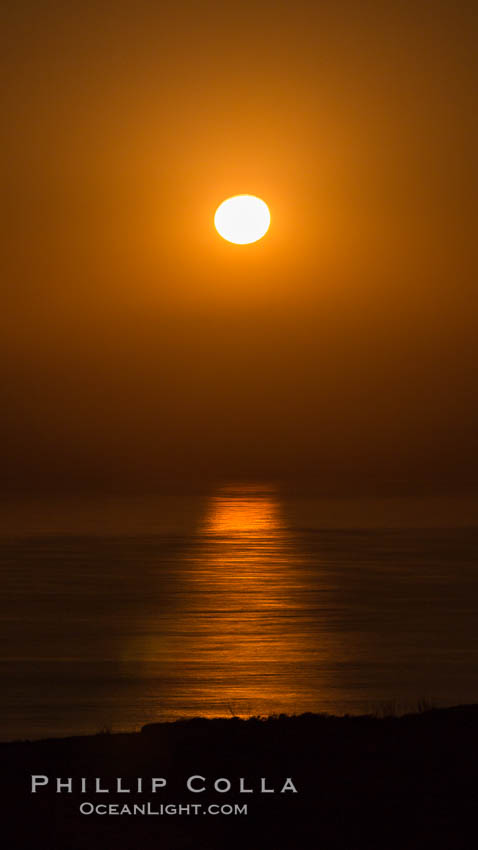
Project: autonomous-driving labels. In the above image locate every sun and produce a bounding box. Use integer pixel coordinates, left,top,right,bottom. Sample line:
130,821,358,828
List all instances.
214,195,270,245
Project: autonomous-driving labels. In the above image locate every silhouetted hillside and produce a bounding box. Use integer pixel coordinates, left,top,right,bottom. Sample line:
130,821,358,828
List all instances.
3,706,478,849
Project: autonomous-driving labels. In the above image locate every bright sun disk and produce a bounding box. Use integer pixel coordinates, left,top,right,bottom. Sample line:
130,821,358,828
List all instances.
214,195,270,245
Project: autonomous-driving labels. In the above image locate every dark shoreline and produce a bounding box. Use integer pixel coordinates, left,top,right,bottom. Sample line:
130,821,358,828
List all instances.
3,705,478,849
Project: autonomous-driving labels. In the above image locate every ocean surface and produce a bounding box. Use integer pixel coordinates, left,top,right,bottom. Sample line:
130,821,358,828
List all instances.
1,486,478,741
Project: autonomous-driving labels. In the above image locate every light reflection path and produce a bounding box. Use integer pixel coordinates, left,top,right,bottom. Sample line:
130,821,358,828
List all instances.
173,484,336,716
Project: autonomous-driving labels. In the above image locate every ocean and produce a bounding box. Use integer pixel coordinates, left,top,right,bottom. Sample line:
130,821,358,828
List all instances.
1,485,478,740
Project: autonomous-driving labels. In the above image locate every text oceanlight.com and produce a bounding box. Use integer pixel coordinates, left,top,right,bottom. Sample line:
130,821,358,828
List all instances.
79,802,248,816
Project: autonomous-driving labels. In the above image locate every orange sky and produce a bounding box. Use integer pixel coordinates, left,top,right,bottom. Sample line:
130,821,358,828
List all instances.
2,0,477,494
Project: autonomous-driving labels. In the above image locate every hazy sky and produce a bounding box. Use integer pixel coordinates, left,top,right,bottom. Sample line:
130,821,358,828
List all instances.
2,0,477,494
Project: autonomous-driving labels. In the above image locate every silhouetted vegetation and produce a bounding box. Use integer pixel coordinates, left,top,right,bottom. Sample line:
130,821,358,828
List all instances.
3,705,478,849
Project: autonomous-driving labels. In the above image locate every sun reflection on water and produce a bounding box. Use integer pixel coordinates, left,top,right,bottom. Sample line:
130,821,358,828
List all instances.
180,484,330,716
205,486,281,537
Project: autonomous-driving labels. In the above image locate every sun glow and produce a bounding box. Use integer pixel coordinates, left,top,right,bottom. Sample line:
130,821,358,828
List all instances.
214,195,270,245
